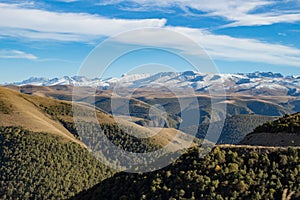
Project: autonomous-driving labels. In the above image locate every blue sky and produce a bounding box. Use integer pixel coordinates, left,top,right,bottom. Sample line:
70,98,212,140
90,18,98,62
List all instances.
1,0,300,83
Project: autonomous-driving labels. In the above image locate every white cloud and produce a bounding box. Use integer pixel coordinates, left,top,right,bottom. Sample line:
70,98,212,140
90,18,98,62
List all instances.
54,0,79,2
0,27,97,42
101,0,300,27
0,3,166,41
111,27,300,67
221,11,300,27
0,50,37,60
1,2,300,67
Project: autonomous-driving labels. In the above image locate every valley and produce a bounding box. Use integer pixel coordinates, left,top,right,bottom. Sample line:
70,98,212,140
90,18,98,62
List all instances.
2,0,300,199
1,81,300,199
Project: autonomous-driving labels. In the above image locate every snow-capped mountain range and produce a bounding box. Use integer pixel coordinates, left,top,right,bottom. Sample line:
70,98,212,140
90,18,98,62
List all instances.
6,71,300,96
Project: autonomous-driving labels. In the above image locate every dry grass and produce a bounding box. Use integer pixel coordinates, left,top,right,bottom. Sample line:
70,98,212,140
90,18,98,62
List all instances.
0,86,198,150
0,87,82,145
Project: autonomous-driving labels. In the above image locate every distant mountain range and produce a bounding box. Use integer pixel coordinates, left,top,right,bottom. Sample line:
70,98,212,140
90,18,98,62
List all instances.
1,85,300,199
7,71,300,96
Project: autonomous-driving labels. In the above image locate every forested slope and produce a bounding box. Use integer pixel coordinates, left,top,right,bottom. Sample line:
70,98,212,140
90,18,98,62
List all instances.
0,126,115,199
241,113,300,146
73,146,300,200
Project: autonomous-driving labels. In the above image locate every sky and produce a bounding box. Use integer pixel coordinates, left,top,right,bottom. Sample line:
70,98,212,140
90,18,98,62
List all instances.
1,0,300,83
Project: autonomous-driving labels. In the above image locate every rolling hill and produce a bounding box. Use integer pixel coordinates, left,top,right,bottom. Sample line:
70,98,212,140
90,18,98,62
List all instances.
0,126,115,199
241,112,300,146
0,86,195,150
0,86,82,145
72,146,300,200
8,85,295,119
0,87,116,199
0,87,200,199
6,85,291,145
194,114,277,144
1,86,300,199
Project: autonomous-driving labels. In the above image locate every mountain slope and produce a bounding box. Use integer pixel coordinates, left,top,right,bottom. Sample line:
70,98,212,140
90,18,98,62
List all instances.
72,146,300,200
5,85,294,146
0,87,82,145
8,71,300,97
0,88,117,198
193,114,277,144
0,87,200,199
0,126,115,199
0,86,199,150
240,112,300,146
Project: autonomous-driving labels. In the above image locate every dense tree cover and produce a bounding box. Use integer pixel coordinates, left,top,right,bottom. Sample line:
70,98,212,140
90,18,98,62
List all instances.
73,146,300,200
216,115,276,144
183,114,275,144
63,121,160,153
255,113,300,133
0,126,115,200
0,102,171,199
39,102,73,118
38,100,181,173
39,101,166,160
246,101,286,116
2,94,299,199
60,121,171,171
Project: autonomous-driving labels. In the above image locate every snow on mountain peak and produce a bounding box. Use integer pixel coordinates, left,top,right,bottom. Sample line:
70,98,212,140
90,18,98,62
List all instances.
6,71,300,96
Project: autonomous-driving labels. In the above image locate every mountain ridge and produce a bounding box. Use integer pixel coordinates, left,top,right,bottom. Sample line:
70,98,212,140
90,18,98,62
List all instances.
7,71,300,97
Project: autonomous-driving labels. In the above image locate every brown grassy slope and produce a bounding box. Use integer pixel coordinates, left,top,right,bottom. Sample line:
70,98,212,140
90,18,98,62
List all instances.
0,86,84,145
0,86,197,150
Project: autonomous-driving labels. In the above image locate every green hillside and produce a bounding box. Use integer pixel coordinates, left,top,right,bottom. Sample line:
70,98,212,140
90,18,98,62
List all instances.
254,112,300,133
0,126,115,199
240,112,300,146
0,87,177,199
2,86,300,199
182,114,276,144
73,146,300,200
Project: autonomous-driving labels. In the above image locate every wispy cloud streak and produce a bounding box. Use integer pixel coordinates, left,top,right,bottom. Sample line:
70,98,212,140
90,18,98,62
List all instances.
0,50,37,60
0,3,166,41
101,0,300,27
